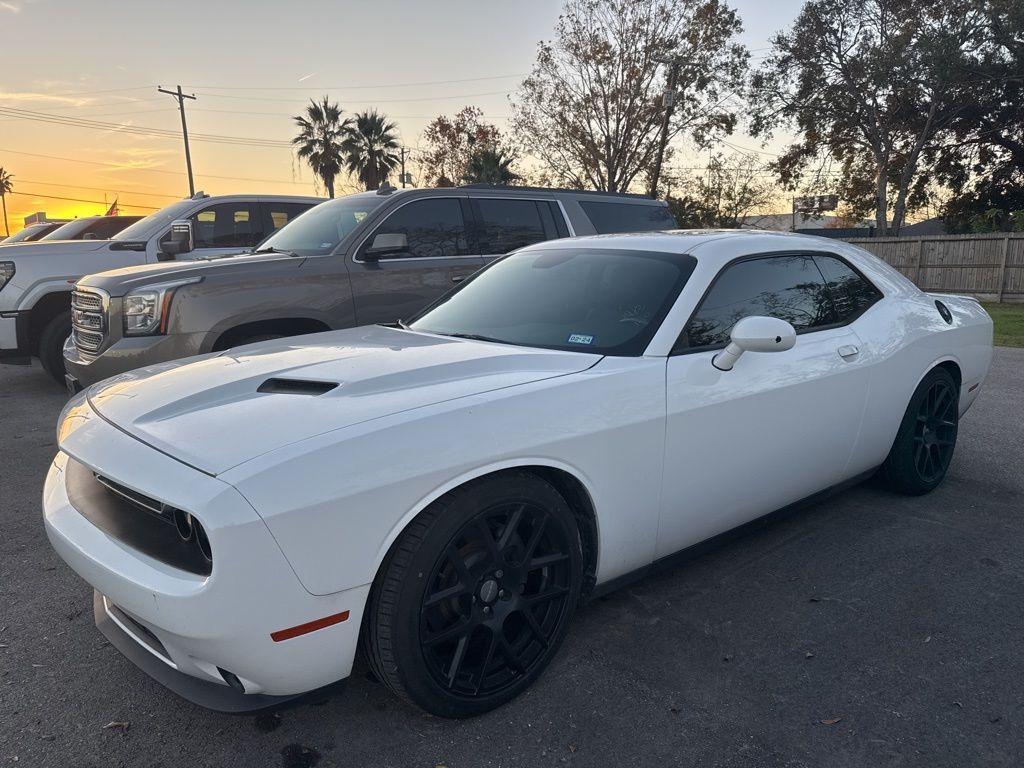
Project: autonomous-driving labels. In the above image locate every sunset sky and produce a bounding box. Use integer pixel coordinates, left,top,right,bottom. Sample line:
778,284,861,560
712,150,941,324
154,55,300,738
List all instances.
1,0,802,232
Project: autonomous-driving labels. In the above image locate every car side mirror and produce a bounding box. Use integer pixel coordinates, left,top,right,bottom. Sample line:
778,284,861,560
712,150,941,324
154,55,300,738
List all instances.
712,316,796,371
159,219,194,261
363,232,408,261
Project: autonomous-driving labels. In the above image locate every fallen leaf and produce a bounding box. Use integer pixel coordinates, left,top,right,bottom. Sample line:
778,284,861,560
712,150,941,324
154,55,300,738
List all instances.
805,651,815,659
924,636,932,643
102,722,129,731
569,744,578,753
820,717,843,726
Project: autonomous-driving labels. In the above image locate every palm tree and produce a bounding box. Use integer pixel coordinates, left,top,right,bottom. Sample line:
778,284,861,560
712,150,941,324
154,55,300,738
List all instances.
342,110,401,191
462,146,520,185
292,97,351,198
0,167,13,237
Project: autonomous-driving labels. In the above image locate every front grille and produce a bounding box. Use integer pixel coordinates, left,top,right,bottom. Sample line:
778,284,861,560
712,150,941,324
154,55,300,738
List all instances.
71,289,106,356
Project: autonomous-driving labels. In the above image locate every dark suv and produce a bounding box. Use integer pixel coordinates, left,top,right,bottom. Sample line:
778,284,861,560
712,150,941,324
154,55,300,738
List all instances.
64,185,676,389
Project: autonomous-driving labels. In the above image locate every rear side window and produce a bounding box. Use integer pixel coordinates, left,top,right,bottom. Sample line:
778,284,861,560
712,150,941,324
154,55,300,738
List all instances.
678,255,837,351
578,201,676,234
86,217,137,240
189,203,262,249
814,254,882,322
475,199,547,253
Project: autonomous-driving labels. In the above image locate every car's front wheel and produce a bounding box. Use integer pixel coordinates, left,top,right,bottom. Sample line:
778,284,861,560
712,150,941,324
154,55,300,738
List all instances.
363,471,582,717
880,366,960,495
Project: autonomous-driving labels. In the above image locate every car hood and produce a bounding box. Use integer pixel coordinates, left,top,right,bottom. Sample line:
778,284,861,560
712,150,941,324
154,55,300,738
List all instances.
0,239,110,260
85,325,601,475
78,250,303,297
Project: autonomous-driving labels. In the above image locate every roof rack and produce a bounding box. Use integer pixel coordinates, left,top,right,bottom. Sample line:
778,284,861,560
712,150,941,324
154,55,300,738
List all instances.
457,183,654,200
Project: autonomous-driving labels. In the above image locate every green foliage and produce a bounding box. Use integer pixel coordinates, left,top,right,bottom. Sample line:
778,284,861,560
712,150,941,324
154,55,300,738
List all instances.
462,146,520,185
981,302,1024,347
421,107,504,187
665,152,776,228
291,97,351,198
342,110,401,191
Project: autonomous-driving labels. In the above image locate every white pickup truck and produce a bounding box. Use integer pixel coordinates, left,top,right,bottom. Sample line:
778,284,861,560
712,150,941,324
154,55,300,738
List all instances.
0,192,321,382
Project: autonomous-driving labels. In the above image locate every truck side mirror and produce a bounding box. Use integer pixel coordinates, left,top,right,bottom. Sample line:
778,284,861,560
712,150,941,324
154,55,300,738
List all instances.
363,232,408,261
159,220,194,261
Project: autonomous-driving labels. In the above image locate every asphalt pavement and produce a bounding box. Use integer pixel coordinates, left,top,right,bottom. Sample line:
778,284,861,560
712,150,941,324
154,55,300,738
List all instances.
1,349,1022,768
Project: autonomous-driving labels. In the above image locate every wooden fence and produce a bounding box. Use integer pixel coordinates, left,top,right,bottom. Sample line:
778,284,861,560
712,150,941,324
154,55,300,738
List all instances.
846,233,1024,303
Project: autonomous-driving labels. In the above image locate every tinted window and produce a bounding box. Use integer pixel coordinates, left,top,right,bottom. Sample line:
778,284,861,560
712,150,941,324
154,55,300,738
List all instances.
475,199,547,253
578,201,676,234
815,254,882,321
190,203,261,249
366,198,468,259
410,248,695,356
85,217,139,240
260,195,384,255
264,202,313,233
679,255,837,350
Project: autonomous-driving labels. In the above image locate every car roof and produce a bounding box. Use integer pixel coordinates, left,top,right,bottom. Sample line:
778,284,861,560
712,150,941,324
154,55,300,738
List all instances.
518,229,856,264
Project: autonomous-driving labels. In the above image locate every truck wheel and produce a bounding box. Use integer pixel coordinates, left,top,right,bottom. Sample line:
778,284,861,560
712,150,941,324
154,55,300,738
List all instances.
38,311,72,384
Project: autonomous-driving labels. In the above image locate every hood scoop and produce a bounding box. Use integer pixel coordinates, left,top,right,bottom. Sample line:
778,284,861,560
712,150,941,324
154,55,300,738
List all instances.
257,378,339,396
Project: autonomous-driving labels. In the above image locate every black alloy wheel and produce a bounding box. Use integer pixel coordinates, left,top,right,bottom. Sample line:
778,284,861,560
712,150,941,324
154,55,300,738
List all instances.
880,366,959,495
911,378,958,484
363,472,582,717
419,500,573,698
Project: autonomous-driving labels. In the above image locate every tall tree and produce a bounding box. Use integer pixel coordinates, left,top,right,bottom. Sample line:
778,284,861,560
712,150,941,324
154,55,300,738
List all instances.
511,0,747,194
343,110,402,191
292,97,351,198
421,107,503,187
749,0,996,234
462,146,520,185
0,167,12,237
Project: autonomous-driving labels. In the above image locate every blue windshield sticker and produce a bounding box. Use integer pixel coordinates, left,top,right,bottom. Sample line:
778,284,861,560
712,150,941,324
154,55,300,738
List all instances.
567,333,595,345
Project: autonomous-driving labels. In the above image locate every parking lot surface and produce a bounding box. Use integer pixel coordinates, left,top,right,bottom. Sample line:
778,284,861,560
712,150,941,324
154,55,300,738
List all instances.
2,349,1022,768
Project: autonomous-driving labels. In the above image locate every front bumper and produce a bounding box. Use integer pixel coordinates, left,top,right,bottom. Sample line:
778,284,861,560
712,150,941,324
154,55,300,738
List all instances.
43,409,369,709
63,331,205,387
0,311,31,363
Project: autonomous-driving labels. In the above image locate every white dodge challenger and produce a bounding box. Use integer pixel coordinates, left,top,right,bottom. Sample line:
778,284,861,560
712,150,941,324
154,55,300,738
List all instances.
45,231,993,717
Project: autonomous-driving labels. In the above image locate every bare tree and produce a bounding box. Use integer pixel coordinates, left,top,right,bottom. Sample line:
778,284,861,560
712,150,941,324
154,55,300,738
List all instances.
511,0,747,194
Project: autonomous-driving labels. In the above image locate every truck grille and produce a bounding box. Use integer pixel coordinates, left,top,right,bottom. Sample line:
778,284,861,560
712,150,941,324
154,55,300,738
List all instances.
71,289,106,355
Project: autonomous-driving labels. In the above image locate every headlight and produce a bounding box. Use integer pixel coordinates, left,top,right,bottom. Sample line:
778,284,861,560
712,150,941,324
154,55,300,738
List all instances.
0,261,14,291
123,277,200,337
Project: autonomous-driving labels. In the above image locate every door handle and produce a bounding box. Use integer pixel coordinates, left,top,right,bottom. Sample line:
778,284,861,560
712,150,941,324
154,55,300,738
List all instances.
838,344,859,359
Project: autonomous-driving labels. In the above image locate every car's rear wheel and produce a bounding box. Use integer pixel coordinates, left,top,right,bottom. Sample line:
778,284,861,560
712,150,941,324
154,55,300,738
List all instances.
880,367,959,495
363,471,582,717
38,311,72,384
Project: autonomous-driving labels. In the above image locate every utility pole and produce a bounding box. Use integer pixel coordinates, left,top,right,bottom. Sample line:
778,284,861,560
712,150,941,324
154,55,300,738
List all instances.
400,147,408,188
158,85,197,196
648,56,686,200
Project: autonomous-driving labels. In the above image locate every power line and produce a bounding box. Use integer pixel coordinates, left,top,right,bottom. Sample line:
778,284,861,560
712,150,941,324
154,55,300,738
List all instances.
8,190,160,210
0,148,316,186
16,178,181,200
182,73,526,90
194,89,514,104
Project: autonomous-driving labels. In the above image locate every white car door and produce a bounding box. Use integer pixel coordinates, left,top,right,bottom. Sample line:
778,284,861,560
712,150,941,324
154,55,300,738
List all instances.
656,252,876,559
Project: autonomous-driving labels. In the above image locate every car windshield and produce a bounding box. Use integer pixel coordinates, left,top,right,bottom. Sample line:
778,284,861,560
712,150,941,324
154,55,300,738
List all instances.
257,195,386,255
3,223,51,243
409,247,696,356
40,219,95,241
112,200,195,241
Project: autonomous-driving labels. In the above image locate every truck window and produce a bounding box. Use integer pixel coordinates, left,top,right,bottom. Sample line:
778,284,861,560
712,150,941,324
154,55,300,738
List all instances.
191,203,262,248
263,202,314,235
578,201,676,234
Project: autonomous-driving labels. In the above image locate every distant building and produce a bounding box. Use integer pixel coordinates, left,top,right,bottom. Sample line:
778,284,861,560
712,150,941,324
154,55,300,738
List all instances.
23,211,69,226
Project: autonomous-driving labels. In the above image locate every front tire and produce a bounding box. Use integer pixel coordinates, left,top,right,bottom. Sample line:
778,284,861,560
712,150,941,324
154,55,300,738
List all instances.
38,311,72,384
362,471,582,717
880,367,959,495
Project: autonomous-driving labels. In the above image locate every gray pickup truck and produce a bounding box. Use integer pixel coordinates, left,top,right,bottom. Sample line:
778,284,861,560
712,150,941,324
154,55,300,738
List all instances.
64,184,676,390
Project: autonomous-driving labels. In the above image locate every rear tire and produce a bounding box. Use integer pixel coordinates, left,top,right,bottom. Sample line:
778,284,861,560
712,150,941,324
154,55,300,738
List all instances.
879,367,959,495
38,311,72,384
362,471,582,717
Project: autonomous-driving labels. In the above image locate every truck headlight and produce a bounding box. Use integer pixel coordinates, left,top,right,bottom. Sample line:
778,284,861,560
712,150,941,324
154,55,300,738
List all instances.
0,261,14,291
123,277,200,337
